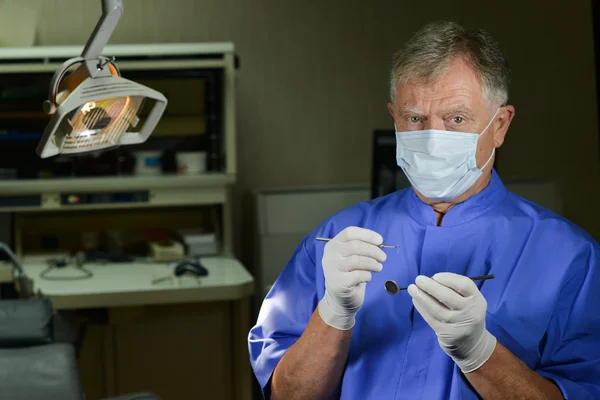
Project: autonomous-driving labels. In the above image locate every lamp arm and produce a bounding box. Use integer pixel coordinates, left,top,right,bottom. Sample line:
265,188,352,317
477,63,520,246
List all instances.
81,0,124,77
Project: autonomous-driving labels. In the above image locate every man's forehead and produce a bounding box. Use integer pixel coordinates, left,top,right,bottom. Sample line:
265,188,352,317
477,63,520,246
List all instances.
393,58,486,114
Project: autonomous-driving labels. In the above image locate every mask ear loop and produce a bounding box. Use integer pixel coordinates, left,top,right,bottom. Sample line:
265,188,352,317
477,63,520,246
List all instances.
479,108,502,170
481,148,495,170
479,108,501,137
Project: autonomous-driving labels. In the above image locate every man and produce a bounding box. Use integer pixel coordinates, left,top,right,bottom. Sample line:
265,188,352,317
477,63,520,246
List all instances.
248,21,600,399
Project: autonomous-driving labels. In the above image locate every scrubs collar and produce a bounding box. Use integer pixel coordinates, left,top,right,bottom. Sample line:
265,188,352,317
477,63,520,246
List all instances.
408,168,508,227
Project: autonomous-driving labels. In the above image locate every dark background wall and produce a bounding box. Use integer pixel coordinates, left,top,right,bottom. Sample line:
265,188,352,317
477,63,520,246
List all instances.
9,0,600,254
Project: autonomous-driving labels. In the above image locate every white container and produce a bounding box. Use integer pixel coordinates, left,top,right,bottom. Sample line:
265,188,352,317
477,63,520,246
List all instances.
176,151,207,175
133,151,162,175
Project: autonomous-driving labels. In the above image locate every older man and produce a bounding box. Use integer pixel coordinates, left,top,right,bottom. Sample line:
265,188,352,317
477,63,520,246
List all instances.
248,21,600,399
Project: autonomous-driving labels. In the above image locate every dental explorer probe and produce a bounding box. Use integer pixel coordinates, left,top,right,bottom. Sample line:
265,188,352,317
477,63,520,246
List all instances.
316,237,400,249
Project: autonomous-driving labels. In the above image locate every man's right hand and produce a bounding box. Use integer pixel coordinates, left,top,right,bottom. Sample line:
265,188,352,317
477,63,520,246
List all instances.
317,226,387,330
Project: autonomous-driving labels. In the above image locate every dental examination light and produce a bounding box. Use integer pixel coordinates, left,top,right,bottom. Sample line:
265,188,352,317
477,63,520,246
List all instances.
37,0,168,158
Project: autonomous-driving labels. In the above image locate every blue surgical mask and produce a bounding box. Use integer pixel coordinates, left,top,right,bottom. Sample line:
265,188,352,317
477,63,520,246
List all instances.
395,109,499,201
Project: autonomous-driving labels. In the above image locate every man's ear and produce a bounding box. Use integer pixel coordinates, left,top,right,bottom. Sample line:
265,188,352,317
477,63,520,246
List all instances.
387,102,395,119
493,105,515,147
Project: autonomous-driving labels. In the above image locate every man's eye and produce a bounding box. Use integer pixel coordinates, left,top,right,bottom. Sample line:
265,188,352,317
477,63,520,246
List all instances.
452,117,464,124
409,116,421,123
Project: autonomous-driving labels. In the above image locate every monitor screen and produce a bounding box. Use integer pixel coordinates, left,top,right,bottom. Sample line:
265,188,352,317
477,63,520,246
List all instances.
371,129,411,199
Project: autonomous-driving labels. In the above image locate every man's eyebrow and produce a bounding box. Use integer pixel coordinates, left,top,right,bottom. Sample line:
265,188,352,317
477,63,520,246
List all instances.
439,106,474,117
399,105,474,117
399,105,424,115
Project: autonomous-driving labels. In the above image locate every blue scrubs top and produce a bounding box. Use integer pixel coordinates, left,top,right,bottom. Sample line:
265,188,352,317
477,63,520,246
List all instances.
248,170,600,399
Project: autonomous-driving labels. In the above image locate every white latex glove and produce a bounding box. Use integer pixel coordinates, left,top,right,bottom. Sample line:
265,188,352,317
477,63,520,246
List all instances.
317,227,387,330
407,272,497,373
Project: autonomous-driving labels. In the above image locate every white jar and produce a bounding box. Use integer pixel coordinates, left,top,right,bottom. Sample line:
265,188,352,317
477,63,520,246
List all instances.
133,151,162,175
176,151,207,175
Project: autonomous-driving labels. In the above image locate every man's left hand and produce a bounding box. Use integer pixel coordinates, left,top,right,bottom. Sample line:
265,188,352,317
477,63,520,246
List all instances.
407,272,497,373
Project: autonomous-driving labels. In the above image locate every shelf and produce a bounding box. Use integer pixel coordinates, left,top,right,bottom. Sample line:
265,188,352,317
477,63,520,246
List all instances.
0,173,234,195
0,173,234,212
0,43,236,74
0,43,235,61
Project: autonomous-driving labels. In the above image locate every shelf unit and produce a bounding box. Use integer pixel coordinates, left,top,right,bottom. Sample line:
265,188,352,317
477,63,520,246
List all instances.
0,174,235,211
0,43,238,257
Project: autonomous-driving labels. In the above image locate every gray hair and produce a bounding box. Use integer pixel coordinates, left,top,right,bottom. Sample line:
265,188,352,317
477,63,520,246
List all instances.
389,21,511,107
